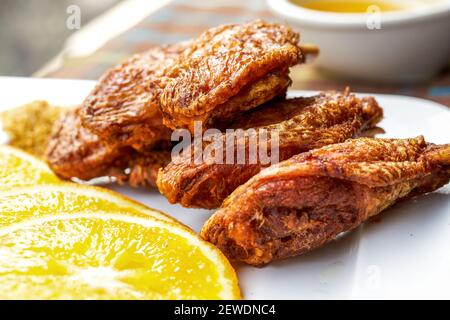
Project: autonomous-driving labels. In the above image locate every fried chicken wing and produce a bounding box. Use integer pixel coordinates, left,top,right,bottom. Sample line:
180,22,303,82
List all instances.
47,43,181,184
45,109,124,180
114,149,172,188
45,109,171,187
159,20,302,132
79,44,185,150
47,21,302,187
201,137,450,266
157,91,383,209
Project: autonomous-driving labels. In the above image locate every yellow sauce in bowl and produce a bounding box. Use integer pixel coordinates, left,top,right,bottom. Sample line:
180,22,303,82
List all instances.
290,0,412,13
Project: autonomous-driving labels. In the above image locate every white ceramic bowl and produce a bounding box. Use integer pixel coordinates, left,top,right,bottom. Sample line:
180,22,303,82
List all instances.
267,0,450,84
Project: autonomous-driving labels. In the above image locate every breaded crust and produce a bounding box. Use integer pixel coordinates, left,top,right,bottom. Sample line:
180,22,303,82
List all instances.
201,137,450,266
159,20,302,131
116,150,172,188
79,44,185,149
157,91,383,209
45,109,124,180
45,109,171,187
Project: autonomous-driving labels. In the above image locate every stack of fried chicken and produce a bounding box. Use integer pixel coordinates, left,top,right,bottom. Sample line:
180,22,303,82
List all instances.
46,20,450,266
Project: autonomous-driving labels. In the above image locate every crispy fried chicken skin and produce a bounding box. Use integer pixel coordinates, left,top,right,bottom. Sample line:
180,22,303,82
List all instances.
159,20,302,132
79,44,185,150
115,150,172,188
201,137,450,266
45,109,171,187
45,109,124,180
157,91,383,209
46,21,307,190
46,44,181,184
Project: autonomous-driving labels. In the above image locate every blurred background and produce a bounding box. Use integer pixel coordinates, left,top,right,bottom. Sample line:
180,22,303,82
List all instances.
0,0,121,76
0,0,449,105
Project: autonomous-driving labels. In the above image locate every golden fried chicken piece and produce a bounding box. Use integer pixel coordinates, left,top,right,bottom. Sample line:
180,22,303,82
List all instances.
159,20,302,132
201,137,450,266
47,43,180,185
79,44,185,150
45,109,124,180
45,109,171,187
47,21,303,188
114,150,172,188
157,91,383,209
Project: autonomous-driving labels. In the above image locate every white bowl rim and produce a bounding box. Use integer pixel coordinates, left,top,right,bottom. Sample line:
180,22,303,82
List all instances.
267,0,450,29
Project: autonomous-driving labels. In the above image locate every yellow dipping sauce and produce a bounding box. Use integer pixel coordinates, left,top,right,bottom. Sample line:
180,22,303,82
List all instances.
291,0,410,13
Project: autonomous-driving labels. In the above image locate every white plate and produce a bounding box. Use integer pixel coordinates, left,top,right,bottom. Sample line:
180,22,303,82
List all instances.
0,76,449,299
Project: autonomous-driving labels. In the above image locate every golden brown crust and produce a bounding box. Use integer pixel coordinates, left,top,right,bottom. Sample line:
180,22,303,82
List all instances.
79,44,185,149
157,91,383,209
201,137,450,266
46,21,304,189
47,44,180,184
45,109,125,180
45,109,171,187
114,150,172,188
159,20,302,131
205,69,292,129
